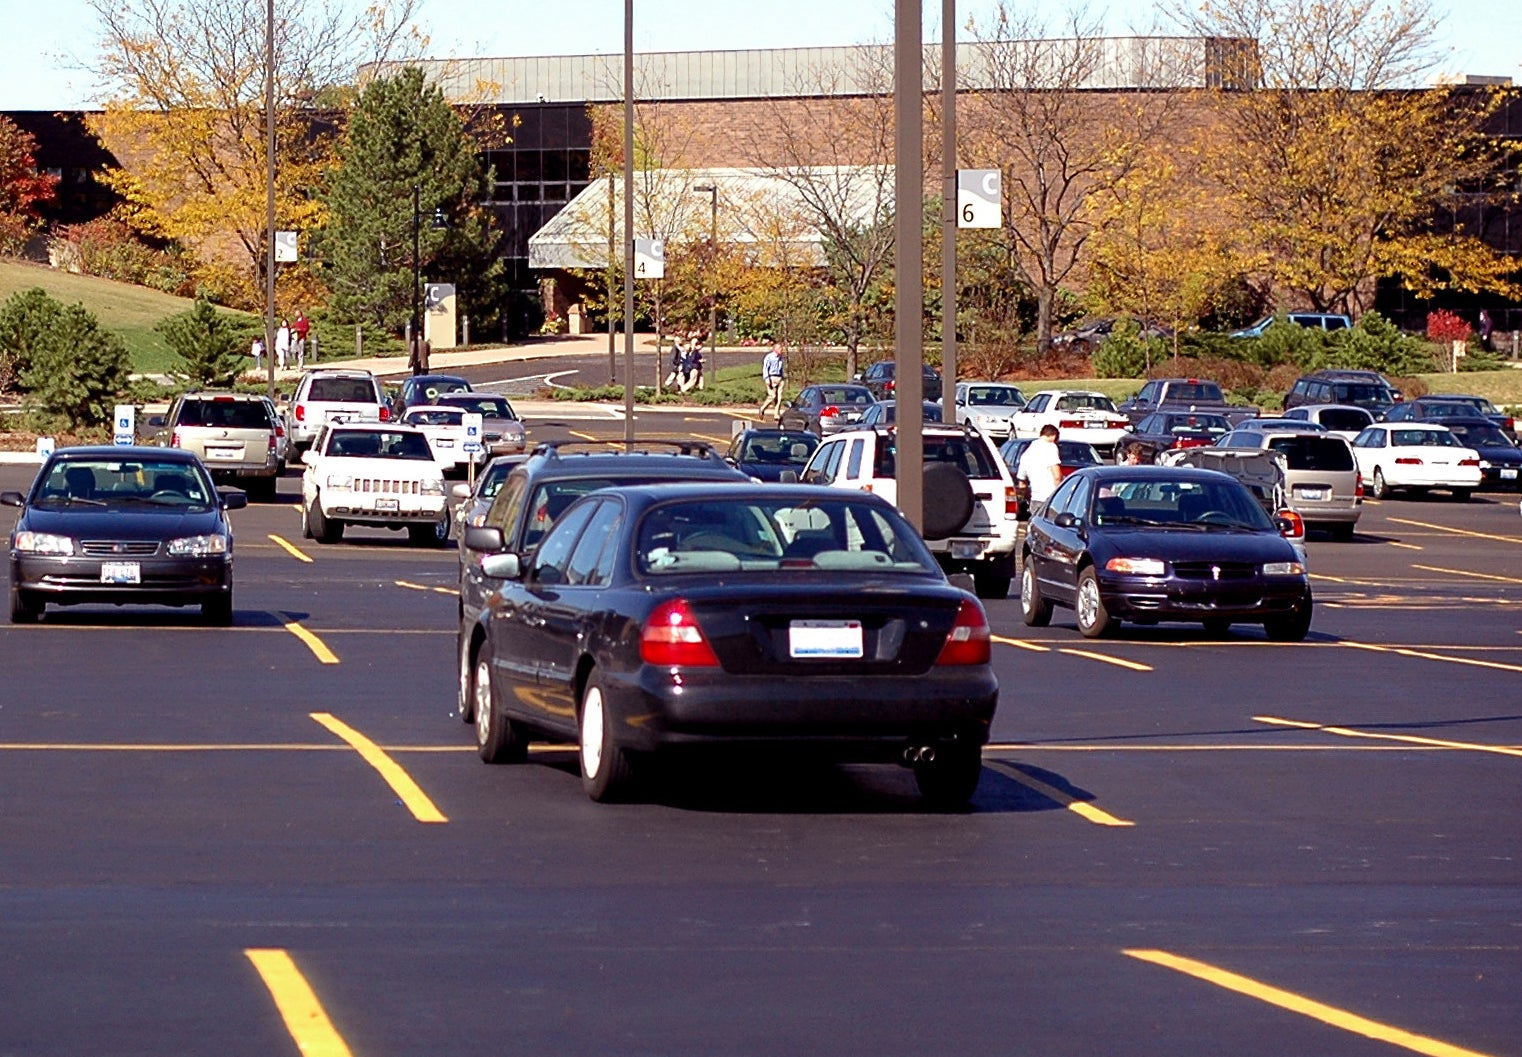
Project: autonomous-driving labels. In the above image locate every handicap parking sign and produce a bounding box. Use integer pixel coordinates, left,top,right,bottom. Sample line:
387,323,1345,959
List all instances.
462,412,483,454
113,405,136,446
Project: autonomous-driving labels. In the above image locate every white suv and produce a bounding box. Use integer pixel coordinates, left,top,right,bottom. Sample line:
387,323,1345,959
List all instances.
299,422,449,546
799,425,1020,598
285,368,390,461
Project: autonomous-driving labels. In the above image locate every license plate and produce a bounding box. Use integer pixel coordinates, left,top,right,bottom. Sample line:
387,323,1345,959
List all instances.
206,448,240,460
101,561,140,584
789,619,863,659
1503,469,1518,480
951,540,982,559
434,438,454,448
1298,487,1329,501
376,498,399,511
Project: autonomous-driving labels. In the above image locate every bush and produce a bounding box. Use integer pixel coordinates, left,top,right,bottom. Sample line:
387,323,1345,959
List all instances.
158,298,247,386
1089,319,1164,378
0,287,131,429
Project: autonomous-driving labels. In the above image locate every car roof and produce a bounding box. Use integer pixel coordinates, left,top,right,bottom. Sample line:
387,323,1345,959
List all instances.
1070,464,1240,485
179,390,262,400
1374,421,1449,431
302,367,376,377
1031,388,1106,397
571,481,892,508
1294,403,1373,413
50,445,200,462
327,421,426,434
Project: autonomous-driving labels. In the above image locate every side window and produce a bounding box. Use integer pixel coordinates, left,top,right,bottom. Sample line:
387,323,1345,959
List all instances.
804,441,841,484
1136,382,1158,404
1027,394,1049,413
565,498,623,586
817,440,846,483
1063,476,1094,520
1045,475,1081,516
531,500,598,586
486,473,528,537
846,437,864,478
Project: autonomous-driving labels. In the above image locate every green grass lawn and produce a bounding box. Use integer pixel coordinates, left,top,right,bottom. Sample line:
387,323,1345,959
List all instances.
0,259,255,375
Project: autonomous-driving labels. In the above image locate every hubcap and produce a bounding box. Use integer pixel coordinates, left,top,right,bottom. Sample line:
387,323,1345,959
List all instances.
1021,567,1035,614
581,688,605,779
473,656,492,745
1078,579,1099,628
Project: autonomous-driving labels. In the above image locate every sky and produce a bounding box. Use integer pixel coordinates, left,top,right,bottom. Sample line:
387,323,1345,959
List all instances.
2,0,1518,111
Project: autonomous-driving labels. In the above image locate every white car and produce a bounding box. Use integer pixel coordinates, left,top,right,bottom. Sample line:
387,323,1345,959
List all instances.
797,424,1020,598
401,405,486,474
1009,389,1132,456
285,368,390,461
1280,403,1375,441
1350,423,1482,501
954,382,1025,440
299,422,450,545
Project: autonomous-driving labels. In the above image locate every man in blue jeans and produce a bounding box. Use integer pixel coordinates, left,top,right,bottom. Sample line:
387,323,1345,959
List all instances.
759,342,786,419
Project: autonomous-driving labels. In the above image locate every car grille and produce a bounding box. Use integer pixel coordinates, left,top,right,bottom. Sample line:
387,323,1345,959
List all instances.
79,540,161,557
1172,561,1256,581
353,478,422,495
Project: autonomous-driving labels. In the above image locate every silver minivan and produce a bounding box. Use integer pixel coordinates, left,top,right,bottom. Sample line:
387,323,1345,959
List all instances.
1216,427,1363,540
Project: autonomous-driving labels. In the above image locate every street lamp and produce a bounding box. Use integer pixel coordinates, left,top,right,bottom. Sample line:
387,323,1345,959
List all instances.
691,182,718,363
410,184,448,375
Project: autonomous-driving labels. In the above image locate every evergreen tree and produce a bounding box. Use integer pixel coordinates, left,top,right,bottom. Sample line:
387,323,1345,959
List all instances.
0,288,131,429
318,67,501,336
158,299,248,387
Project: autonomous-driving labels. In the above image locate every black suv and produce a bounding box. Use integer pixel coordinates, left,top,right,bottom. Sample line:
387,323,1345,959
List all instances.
856,360,943,402
1282,369,1400,416
455,440,749,720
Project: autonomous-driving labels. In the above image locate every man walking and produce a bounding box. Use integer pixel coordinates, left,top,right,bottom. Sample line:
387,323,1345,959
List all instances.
1015,424,1063,518
759,341,786,419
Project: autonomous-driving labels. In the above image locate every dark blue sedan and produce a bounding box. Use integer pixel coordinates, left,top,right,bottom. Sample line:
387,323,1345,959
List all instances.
1020,465,1312,640
3,446,247,624
1441,417,1522,490
460,483,998,805
724,428,819,482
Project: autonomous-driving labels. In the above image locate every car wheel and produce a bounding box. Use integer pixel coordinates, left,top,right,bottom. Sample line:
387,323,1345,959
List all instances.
201,592,233,626
1075,568,1117,638
1370,468,1390,500
973,567,1012,600
913,739,982,809
309,495,342,543
1202,617,1231,638
457,636,475,723
9,585,42,624
300,499,313,539
579,671,636,802
1020,561,1052,627
474,643,527,763
1451,489,1472,503
921,463,976,540
1264,590,1313,642
408,513,449,547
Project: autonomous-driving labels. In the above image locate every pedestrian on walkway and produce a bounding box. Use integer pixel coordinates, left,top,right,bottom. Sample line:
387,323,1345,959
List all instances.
275,319,291,371
292,311,310,368
250,335,265,372
664,333,688,390
759,341,786,419
680,331,705,392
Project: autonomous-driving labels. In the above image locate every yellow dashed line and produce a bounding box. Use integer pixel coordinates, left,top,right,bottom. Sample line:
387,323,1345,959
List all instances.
279,612,339,664
395,579,456,595
310,713,447,823
1411,563,1522,585
1057,648,1153,671
992,634,1050,652
1387,541,1423,551
266,533,313,563
1342,640,1522,674
1386,517,1522,545
1124,948,1501,1057
984,760,1135,827
1255,714,1522,759
245,949,356,1057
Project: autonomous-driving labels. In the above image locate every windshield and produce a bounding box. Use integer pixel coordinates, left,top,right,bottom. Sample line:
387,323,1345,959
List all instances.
968,386,1023,407
35,459,214,507
1091,477,1274,530
637,497,937,575
442,395,517,419
326,429,434,459
741,433,817,464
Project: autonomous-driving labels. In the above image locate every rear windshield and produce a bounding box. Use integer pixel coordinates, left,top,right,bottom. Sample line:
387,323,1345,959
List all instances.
637,497,936,575
818,387,874,406
307,378,379,403
966,386,1024,406
1055,393,1118,412
1162,383,1224,403
177,400,271,429
1332,384,1394,405
1318,408,1372,432
874,435,1002,479
1265,436,1354,471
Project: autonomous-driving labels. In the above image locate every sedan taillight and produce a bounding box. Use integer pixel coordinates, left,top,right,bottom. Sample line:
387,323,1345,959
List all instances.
379,406,391,422
935,598,991,666
1459,457,1481,467
1395,457,1422,465
640,599,720,667
294,403,306,422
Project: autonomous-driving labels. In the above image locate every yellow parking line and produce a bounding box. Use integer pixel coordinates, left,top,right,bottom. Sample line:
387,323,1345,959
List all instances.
245,949,356,1057
1411,563,1522,585
310,713,447,823
394,580,456,595
280,613,339,664
983,760,1135,827
1387,517,1522,545
267,533,313,563
1057,648,1152,672
1342,640,1522,675
1388,541,1423,551
569,429,601,441
1123,948,1499,1057
992,634,1050,652
1255,714,1522,759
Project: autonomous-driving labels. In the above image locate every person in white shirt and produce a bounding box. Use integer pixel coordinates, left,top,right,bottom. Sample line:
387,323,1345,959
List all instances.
1016,424,1063,517
275,320,291,371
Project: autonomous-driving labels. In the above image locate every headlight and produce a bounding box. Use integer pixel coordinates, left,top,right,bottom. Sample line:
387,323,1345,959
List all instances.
1263,561,1307,576
13,531,75,555
420,479,445,496
324,474,353,490
1106,556,1165,575
168,534,229,556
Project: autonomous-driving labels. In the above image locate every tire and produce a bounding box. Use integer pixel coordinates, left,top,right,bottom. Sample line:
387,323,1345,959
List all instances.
579,671,636,802
1370,468,1390,500
914,741,983,809
1075,568,1117,638
1202,617,1231,638
1020,560,1052,627
201,592,233,626
474,643,527,763
973,556,1014,600
1451,489,1472,503
308,495,342,543
9,585,41,624
1264,590,1313,642
409,512,450,548
921,463,976,540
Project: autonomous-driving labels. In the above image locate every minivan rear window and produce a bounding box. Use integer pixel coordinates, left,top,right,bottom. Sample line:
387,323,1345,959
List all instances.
1318,408,1372,432
1266,436,1355,471
308,378,379,402
177,400,271,429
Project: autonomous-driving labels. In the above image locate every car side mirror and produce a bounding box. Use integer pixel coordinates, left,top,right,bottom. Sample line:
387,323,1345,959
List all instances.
1053,511,1078,529
450,482,472,499
464,525,506,554
300,451,318,467
480,552,521,580
220,489,249,511
1,491,24,508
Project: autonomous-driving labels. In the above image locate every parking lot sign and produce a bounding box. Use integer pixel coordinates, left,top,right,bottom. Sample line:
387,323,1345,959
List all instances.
462,413,483,454
113,405,135,446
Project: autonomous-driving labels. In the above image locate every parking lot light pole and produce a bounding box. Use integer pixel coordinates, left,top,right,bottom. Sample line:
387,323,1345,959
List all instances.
691,182,718,361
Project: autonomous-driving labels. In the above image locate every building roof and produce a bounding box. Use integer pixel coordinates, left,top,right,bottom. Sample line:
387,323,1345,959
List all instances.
366,37,1254,106
528,166,891,270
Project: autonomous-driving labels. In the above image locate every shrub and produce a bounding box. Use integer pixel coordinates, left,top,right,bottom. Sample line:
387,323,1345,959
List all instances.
1089,319,1164,378
158,298,247,386
0,287,131,429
